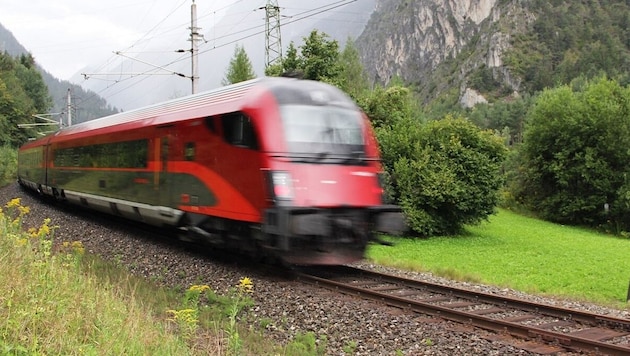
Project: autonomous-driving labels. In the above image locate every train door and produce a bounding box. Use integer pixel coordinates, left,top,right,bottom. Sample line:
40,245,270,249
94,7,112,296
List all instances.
157,125,174,207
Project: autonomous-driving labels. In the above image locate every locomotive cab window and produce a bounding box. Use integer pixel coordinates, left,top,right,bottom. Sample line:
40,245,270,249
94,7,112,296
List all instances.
279,104,366,164
221,112,258,150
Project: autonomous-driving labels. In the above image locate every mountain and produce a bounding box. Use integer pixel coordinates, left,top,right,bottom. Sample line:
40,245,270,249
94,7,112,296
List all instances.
76,0,376,111
356,0,630,113
1,24,119,124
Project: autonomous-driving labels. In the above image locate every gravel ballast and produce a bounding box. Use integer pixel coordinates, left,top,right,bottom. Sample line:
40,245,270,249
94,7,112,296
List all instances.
3,182,626,355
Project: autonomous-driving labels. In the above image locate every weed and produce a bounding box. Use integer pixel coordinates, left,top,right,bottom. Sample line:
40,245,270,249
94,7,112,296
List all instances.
342,339,358,354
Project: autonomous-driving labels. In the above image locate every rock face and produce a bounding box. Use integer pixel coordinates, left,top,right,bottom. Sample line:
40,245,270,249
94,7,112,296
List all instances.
356,0,535,107
460,87,488,108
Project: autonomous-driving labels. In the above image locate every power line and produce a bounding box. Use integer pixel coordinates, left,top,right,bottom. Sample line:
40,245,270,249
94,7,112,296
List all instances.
83,0,359,107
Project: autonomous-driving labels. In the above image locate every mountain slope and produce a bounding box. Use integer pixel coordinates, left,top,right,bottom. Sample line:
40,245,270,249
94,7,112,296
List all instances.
1,23,119,124
356,0,630,113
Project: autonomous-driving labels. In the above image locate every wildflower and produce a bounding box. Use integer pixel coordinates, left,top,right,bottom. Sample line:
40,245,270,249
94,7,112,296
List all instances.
188,284,210,293
5,198,21,209
167,308,199,340
71,241,84,254
237,277,253,294
167,308,198,324
18,205,30,216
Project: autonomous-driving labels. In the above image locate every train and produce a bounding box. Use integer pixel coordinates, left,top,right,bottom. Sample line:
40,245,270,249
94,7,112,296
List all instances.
17,76,404,265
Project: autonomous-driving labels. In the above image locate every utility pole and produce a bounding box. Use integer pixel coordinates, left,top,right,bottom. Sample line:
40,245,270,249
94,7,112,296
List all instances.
66,88,72,127
83,1,201,95
261,0,282,68
190,0,202,94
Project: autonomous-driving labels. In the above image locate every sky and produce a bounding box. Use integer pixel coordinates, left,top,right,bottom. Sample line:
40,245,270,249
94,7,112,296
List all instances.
0,0,241,80
0,0,372,111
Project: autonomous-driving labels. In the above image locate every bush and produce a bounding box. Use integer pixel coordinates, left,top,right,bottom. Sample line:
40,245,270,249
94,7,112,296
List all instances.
0,145,17,186
516,77,630,232
380,115,507,236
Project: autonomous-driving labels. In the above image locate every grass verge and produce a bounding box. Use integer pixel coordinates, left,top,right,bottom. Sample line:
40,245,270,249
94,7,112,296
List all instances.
368,208,630,308
0,197,331,355
0,198,193,355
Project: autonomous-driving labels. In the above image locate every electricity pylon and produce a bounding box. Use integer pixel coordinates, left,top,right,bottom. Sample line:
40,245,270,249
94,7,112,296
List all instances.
262,0,282,68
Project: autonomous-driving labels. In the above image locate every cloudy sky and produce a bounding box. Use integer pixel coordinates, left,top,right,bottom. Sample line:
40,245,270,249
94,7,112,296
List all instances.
0,0,370,110
0,0,253,80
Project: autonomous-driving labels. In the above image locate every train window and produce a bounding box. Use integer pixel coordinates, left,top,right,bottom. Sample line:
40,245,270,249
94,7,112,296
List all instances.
185,142,195,161
221,112,259,150
53,139,149,169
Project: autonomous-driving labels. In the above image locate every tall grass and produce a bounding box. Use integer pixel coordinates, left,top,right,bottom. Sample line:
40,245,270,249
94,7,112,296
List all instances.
0,198,193,354
0,197,331,355
368,209,630,308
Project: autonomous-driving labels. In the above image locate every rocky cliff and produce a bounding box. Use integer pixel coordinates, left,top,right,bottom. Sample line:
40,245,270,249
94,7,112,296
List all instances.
356,0,536,108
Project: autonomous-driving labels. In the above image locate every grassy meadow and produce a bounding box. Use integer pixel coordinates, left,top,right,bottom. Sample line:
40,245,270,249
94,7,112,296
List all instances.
368,208,630,308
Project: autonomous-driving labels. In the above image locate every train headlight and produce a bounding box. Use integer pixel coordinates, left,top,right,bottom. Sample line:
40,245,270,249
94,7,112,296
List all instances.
270,171,294,201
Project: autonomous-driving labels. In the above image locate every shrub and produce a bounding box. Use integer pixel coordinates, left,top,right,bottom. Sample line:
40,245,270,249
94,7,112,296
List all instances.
381,115,507,236
0,145,17,186
516,77,630,231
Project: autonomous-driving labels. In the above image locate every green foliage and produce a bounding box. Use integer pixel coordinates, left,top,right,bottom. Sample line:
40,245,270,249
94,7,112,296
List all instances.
299,30,341,82
467,94,534,145
337,38,370,100
0,52,51,147
0,145,17,187
0,199,191,355
359,85,418,130
505,1,630,93
222,45,257,85
381,115,507,236
516,77,630,231
284,332,327,356
265,30,344,85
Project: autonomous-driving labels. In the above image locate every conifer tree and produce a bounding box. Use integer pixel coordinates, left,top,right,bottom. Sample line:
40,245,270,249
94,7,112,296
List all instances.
222,45,256,85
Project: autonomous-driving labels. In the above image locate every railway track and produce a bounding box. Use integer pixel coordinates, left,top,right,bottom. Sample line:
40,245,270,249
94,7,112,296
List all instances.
295,265,630,355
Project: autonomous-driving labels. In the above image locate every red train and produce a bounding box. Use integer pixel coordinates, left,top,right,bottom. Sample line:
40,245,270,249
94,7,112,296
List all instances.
17,77,404,265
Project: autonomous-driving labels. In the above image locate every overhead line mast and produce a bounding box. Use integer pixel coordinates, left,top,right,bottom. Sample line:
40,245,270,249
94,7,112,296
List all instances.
190,0,202,94
261,0,283,68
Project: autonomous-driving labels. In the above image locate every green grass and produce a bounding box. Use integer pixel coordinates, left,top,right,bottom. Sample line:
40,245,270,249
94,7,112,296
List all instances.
368,208,630,308
0,197,330,355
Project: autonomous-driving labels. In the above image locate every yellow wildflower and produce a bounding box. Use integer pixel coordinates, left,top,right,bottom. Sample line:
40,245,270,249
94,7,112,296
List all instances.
188,284,210,293
238,277,253,294
5,198,21,209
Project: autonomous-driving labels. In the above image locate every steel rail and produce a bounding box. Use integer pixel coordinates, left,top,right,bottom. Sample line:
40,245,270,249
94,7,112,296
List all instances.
296,266,630,355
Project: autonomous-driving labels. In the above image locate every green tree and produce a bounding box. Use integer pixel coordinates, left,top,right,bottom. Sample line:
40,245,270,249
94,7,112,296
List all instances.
515,77,630,232
385,116,507,236
467,95,533,145
337,38,370,100
358,83,422,203
300,30,340,82
266,30,341,82
222,45,256,85
16,53,52,113
0,52,48,147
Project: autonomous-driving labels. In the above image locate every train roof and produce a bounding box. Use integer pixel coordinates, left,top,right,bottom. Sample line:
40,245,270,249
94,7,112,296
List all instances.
19,77,357,150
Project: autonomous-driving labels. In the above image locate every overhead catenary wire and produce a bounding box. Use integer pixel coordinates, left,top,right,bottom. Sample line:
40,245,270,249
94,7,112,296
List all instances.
80,0,359,109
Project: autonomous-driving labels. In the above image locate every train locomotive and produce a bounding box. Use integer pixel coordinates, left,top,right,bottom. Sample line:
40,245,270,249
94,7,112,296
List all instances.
17,77,404,265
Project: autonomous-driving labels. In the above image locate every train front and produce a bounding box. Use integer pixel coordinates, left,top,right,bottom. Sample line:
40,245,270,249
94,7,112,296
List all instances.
257,78,405,265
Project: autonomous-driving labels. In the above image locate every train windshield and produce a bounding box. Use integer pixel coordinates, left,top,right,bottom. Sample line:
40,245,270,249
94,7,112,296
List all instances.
279,104,366,164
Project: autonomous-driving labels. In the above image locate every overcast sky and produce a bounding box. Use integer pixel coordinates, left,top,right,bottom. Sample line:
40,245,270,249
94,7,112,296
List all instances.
0,0,246,80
